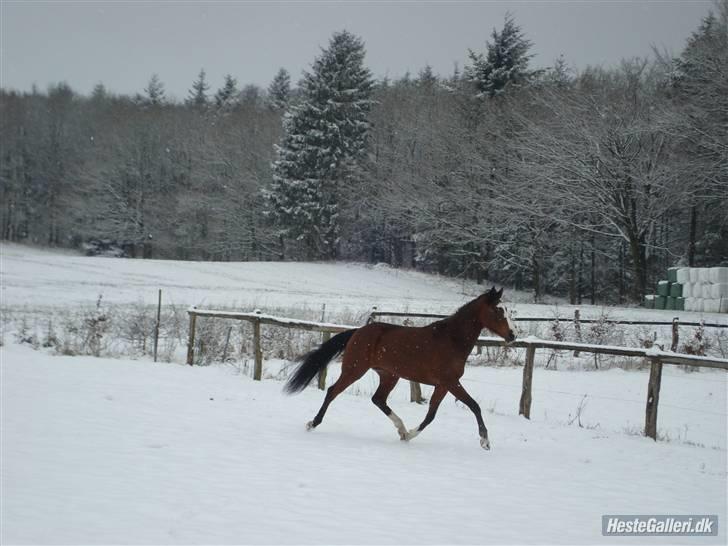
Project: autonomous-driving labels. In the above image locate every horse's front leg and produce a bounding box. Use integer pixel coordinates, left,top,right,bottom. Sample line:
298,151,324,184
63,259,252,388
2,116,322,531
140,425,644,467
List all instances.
448,382,490,450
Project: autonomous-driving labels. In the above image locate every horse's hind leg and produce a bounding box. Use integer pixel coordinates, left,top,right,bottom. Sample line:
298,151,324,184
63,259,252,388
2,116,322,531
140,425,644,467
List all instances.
404,384,447,441
449,382,490,450
307,366,366,431
371,371,407,440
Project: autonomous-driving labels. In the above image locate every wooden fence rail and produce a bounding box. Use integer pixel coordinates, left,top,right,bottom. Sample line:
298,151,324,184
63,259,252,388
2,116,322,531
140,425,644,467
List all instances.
367,309,728,328
187,308,728,441
186,308,351,381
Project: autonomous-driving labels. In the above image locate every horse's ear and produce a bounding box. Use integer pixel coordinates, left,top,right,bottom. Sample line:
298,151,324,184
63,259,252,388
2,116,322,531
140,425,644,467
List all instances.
484,286,498,304
496,287,503,302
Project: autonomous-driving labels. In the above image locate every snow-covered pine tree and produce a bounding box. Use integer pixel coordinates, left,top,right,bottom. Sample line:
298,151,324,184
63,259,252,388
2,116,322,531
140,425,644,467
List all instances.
266,30,374,259
214,74,239,112
144,74,166,106
186,69,210,108
267,68,291,110
465,13,535,98
417,64,438,90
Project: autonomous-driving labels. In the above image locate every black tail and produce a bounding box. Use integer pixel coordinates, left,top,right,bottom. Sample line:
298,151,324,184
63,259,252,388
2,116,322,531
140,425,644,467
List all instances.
284,329,357,394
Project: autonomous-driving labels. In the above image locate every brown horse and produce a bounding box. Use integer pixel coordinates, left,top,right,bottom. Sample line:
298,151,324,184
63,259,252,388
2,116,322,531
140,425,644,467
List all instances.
285,287,516,449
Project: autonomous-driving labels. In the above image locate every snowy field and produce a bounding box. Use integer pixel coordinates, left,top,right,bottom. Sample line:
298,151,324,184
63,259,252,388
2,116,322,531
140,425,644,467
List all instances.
4,242,728,323
0,242,471,314
2,344,725,545
1,243,727,544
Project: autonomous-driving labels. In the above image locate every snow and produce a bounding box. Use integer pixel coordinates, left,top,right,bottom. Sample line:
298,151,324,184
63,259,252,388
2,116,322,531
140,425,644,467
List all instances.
2,344,726,545
2,243,727,543
3,242,727,324
0,243,470,313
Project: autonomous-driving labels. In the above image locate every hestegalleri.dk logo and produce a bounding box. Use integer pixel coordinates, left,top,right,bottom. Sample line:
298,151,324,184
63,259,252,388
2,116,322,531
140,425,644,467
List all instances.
602,515,718,536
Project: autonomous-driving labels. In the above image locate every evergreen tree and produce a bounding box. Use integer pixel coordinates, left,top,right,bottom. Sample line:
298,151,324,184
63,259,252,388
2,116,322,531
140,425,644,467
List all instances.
417,64,438,90
543,54,573,88
669,5,728,263
267,68,291,110
465,13,535,97
266,30,374,259
186,69,209,108
91,82,107,102
144,74,166,106
214,74,239,111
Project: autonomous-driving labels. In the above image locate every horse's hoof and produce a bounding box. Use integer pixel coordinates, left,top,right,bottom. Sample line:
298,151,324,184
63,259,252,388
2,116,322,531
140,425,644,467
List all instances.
480,437,491,450
398,430,408,441
403,429,420,442
306,421,315,431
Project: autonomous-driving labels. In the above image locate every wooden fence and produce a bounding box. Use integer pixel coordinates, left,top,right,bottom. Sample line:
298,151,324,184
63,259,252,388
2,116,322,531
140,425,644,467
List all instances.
186,307,728,441
186,308,351,389
369,308,728,354
367,309,728,327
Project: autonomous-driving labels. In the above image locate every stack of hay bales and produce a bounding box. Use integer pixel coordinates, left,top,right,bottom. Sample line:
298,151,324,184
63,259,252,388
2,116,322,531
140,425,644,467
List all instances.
677,267,728,313
644,267,728,313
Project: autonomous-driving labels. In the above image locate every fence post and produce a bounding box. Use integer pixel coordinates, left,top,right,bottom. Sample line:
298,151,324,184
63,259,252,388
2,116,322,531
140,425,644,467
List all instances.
519,344,536,418
186,310,197,366
221,326,232,362
318,331,330,390
573,309,582,357
671,318,679,352
153,289,162,362
253,316,263,381
367,305,378,324
410,381,424,403
644,357,663,440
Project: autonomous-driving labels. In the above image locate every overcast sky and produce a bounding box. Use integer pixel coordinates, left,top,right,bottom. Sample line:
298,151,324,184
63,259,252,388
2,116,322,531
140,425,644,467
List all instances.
1,1,714,100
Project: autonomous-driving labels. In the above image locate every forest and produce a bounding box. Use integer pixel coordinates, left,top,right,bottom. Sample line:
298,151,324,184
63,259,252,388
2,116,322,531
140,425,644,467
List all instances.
1,8,726,304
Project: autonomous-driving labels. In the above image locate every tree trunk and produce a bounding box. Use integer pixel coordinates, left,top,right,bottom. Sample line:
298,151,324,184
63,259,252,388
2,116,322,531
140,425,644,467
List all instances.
569,235,577,305
618,242,625,303
532,251,541,303
627,231,647,302
688,203,697,266
577,240,584,305
590,234,596,305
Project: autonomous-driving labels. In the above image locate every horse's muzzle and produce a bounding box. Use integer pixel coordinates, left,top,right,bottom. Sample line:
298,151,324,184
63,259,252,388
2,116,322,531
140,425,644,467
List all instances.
506,331,516,343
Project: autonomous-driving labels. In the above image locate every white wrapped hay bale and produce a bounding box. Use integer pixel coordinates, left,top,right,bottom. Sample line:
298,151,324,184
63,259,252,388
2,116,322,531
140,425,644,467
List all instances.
710,267,728,284
702,283,713,298
677,268,690,283
709,283,728,298
689,268,700,283
705,299,721,313
685,298,693,311
683,283,693,298
699,268,712,283
695,298,704,312
720,299,728,314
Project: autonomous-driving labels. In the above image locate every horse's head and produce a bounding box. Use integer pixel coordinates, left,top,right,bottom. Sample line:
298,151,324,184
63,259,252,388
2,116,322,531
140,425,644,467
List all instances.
479,287,516,343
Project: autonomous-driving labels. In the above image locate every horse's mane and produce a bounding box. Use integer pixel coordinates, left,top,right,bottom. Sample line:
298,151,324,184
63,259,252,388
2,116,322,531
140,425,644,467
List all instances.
436,295,486,327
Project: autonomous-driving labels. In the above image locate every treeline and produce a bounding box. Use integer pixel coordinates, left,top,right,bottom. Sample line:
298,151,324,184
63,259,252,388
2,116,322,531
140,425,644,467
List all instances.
1,9,726,303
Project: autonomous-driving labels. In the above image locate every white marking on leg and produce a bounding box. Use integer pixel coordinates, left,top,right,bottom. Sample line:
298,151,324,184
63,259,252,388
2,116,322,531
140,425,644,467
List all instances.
404,428,420,441
388,412,408,439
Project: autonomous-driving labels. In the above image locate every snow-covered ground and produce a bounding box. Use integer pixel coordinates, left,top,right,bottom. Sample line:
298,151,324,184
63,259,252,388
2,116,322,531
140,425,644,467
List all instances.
0,242,471,314
2,344,725,545
3,242,728,324
1,243,727,544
